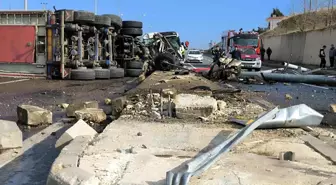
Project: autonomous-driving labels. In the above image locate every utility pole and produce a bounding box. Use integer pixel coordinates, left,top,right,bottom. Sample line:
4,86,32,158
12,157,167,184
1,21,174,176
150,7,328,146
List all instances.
304,0,306,13
24,0,28,10
94,0,98,15
309,0,312,11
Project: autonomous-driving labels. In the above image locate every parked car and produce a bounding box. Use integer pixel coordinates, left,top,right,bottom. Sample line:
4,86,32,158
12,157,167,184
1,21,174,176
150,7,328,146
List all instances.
187,50,203,62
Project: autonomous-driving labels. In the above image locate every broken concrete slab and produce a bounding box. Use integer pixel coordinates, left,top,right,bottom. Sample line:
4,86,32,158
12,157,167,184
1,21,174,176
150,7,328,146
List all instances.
0,120,22,150
47,167,99,185
74,108,107,123
174,94,218,119
17,105,52,126
301,134,336,164
55,119,97,148
111,97,126,116
66,101,99,117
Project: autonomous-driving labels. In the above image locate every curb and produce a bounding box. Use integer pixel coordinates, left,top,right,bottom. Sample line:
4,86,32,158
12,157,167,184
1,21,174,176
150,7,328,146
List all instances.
46,135,99,185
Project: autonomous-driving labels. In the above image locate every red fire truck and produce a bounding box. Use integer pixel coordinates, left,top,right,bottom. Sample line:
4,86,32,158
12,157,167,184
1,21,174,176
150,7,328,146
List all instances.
221,30,263,71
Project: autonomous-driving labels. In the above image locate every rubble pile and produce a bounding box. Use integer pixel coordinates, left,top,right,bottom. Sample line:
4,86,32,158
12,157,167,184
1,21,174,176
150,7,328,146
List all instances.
118,90,266,123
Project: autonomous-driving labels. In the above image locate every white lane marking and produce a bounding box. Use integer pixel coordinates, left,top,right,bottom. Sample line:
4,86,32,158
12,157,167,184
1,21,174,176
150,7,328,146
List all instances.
0,79,29,85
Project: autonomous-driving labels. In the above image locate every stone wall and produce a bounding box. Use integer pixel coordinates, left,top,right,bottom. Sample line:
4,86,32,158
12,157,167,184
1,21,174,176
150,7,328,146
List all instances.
261,28,336,65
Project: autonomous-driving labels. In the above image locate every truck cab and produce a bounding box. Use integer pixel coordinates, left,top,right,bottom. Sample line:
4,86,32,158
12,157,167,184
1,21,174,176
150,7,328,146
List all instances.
222,30,262,71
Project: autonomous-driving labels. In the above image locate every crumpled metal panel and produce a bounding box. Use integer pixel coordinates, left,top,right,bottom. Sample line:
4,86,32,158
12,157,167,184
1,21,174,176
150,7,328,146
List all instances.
259,104,323,129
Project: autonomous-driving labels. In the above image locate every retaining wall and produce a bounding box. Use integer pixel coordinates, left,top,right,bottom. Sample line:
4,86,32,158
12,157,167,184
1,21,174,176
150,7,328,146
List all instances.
262,28,336,65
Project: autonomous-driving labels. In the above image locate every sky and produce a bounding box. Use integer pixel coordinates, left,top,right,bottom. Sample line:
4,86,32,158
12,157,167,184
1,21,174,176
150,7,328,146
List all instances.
2,0,301,49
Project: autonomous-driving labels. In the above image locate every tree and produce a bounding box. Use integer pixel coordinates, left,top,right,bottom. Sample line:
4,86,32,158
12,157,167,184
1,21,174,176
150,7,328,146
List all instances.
271,8,284,17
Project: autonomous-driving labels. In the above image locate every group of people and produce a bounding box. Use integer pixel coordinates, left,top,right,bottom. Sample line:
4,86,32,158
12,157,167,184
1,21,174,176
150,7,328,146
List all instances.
260,47,272,61
319,44,335,68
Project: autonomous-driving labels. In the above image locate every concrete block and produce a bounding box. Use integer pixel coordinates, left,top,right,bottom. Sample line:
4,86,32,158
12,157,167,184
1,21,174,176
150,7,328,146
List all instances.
47,167,99,185
111,97,127,116
55,119,97,148
0,120,22,149
17,105,52,126
66,101,99,117
174,94,218,119
74,108,106,123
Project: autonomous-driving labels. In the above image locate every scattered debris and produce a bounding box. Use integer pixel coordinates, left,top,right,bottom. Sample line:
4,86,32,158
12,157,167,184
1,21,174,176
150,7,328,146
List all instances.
17,105,52,126
58,103,69,109
104,98,112,105
55,119,97,148
74,108,107,123
0,120,23,149
159,79,169,83
217,100,227,111
285,94,293,100
66,101,99,117
137,132,142,136
111,97,127,116
198,116,209,122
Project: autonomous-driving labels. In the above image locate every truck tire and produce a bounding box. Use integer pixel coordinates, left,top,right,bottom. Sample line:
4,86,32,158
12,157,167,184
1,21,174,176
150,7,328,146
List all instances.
102,14,122,28
125,69,143,77
120,28,143,36
110,67,125,78
74,10,95,23
126,60,143,69
71,69,95,80
154,53,175,71
94,68,110,79
122,21,143,28
94,15,111,26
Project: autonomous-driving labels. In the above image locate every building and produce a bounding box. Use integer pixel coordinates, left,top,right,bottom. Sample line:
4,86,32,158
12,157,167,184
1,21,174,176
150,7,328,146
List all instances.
266,15,287,30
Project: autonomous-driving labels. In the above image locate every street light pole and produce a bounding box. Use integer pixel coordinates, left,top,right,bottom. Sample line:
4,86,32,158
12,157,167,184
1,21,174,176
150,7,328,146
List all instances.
94,0,97,15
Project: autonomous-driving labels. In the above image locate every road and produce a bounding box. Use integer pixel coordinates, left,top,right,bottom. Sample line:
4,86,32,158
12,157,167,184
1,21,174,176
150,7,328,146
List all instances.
0,77,138,185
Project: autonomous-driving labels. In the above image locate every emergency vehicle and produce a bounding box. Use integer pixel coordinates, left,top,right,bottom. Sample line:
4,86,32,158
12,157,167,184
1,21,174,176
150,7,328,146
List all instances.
221,30,263,71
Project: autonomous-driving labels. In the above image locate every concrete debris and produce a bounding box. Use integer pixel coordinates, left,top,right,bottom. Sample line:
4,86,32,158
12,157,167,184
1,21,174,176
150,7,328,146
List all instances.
279,151,296,161
151,111,162,120
162,88,177,98
17,104,52,126
111,97,127,116
199,116,209,122
104,98,112,105
159,79,169,83
66,101,99,117
117,147,136,154
217,100,227,111
0,120,23,149
317,176,336,185
330,104,336,113
58,103,69,109
74,108,107,123
285,94,293,100
137,132,142,136
55,119,97,148
174,94,218,119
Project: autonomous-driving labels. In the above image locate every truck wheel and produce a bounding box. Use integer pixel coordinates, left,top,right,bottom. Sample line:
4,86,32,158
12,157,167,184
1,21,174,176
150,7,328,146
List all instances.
94,68,110,79
120,28,143,36
71,69,95,80
125,69,143,77
94,15,111,27
110,67,125,78
122,21,143,28
126,60,143,69
74,11,95,23
154,53,175,71
102,14,122,28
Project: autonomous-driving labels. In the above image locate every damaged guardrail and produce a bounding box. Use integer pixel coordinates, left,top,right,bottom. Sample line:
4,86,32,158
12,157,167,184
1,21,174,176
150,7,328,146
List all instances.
166,107,280,185
230,104,324,129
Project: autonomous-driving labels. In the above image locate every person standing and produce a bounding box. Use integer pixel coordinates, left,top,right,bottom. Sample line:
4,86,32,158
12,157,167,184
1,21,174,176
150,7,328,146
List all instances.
266,47,272,60
260,47,266,61
230,46,241,60
319,45,327,68
329,44,335,68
